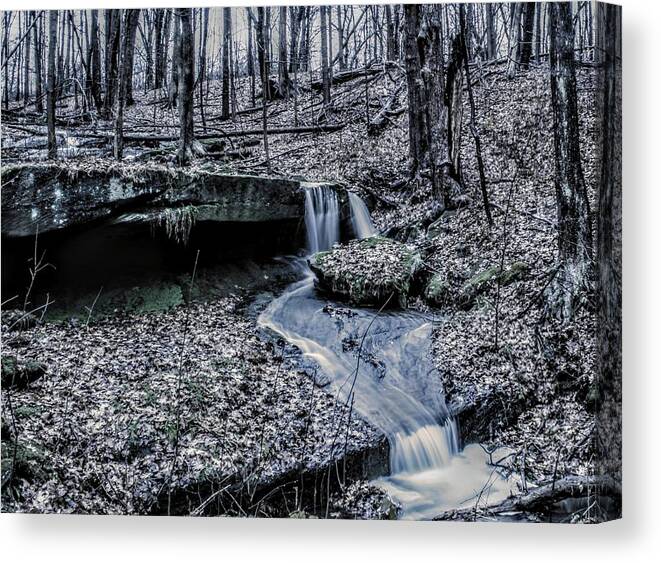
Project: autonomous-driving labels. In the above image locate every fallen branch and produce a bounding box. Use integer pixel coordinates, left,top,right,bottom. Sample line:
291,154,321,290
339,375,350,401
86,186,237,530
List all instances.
434,475,621,521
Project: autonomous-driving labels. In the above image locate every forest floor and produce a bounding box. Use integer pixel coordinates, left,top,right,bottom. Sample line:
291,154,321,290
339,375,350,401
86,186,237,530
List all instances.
2,61,602,520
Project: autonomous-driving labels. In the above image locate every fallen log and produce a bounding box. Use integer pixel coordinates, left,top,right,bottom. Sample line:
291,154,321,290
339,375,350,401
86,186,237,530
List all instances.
367,84,405,135
310,63,394,91
75,124,346,144
433,475,621,521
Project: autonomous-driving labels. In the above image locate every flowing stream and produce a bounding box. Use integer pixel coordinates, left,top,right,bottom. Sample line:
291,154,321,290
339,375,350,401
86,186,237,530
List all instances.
258,186,512,519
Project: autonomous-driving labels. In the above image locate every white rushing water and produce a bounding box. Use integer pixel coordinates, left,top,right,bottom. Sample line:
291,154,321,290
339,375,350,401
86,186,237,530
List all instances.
304,184,341,253
348,192,377,239
258,186,512,519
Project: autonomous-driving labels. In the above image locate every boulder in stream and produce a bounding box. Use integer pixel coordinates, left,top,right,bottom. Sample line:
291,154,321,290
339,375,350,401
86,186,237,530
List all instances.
309,236,422,307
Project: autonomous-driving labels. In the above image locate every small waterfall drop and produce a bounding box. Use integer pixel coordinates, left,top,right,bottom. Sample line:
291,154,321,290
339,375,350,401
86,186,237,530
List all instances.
304,185,340,254
259,185,511,519
348,192,377,239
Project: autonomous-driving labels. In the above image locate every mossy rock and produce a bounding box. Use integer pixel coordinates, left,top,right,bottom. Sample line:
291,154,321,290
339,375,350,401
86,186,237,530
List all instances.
1,440,49,483
309,236,422,307
424,273,452,307
1,355,46,389
459,261,530,310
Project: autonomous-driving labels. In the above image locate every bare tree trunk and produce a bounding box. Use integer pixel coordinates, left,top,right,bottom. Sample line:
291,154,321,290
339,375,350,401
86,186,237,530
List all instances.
103,10,120,118
385,4,396,61
486,3,497,60
337,6,346,69
32,11,43,113
221,7,231,118
519,2,536,69
247,8,256,107
114,9,139,158
198,7,209,129
534,1,543,62
153,9,164,89
320,6,331,106
545,2,593,322
124,9,140,105
176,8,194,166
278,6,289,99
168,9,180,108
460,4,492,225
256,7,271,101
506,3,523,78
2,12,9,110
23,11,31,106
114,9,126,160
404,4,462,207
47,10,57,159
87,10,102,111
595,2,622,503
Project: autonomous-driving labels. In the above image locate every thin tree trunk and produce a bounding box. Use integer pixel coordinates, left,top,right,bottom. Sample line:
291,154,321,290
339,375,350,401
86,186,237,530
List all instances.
278,6,289,98
221,7,231,119
32,11,43,113
47,11,57,159
198,7,209,130
460,4,492,225
320,6,331,106
23,11,31,106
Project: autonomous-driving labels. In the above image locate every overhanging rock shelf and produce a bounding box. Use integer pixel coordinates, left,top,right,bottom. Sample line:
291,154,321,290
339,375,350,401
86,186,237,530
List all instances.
1,162,353,239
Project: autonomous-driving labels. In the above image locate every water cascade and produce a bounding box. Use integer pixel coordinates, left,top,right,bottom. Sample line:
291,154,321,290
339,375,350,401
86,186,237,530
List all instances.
304,184,340,254
348,192,377,239
259,186,511,519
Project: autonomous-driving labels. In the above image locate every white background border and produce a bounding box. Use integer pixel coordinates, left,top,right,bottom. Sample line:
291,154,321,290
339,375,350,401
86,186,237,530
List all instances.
1,0,659,561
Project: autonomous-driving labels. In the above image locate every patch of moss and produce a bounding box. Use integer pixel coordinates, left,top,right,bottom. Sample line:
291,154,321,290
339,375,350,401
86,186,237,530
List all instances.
424,274,452,307
44,280,184,322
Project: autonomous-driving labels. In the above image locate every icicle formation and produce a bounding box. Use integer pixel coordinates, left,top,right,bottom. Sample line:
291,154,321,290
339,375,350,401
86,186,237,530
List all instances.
348,192,377,239
304,185,340,254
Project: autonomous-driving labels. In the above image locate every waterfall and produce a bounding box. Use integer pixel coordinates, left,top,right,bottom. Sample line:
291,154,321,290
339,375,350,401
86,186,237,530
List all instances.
348,192,377,239
262,183,511,519
304,185,340,254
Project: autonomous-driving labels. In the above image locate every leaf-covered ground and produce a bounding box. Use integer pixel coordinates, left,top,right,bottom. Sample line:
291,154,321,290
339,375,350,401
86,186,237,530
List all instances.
1,296,384,514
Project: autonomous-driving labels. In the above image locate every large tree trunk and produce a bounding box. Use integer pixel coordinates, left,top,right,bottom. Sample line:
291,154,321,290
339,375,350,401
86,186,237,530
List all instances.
114,9,139,158
595,2,622,506
103,10,121,118
221,7,231,119
403,4,462,207
47,11,57,159
486,3,497,60
545,2,593,322
176,8,195,165
123,9,140,105
519,2,536,69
